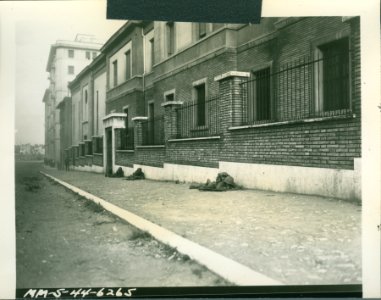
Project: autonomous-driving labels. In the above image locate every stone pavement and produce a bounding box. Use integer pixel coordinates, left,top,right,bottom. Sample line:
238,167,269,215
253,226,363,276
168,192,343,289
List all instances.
45,168,361,285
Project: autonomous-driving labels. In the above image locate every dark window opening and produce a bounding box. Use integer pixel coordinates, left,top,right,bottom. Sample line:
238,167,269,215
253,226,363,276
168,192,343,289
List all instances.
125,50,131,80
87,142,93,155
199,23,207,39
113,60,118,86
318,37,350,111
95,136,103,154
86,51,91,60
195,84,206,126
165,93,174,102
96,91,99,134
150,38,155,67
68,49,74,58
251,67,271,121
68,65,74,75
166,22,175,56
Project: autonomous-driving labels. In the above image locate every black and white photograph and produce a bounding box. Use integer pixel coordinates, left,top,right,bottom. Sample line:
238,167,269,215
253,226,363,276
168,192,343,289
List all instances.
0,0,380,298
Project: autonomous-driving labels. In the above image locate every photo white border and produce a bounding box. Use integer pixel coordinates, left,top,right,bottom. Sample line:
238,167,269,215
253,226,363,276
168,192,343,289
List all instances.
0,8,16,299
0,0,380,298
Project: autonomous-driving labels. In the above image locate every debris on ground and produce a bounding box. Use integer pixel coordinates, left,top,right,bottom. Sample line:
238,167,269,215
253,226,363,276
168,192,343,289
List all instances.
189,172,242,191
22,176,42,192
125,168,145,180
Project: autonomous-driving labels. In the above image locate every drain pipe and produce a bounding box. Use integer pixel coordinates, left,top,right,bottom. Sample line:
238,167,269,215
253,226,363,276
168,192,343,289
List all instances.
141,26,146,115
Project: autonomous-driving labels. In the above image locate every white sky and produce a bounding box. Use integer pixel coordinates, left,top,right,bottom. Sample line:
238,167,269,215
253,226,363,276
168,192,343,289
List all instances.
13,0,125,145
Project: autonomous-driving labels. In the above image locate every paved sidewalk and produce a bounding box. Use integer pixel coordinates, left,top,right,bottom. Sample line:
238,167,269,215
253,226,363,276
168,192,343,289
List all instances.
45,168,361,285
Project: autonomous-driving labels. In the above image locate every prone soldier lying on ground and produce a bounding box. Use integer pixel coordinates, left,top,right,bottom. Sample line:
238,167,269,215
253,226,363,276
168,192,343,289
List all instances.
108,167,124,178
189,172,242,191
125,168,145,180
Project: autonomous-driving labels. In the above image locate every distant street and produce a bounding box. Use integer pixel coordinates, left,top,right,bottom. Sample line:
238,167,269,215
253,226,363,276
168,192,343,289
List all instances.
16,161,227,288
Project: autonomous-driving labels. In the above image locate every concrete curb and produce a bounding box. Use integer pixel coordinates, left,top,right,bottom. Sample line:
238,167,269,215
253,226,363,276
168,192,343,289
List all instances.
41,171,283,286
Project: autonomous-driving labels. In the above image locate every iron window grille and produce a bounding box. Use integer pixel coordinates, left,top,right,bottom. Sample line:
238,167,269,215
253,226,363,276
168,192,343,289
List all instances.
93,136,103,154
240,45,351,126
116,128,134,150
142,115,165,145
175,95,220,139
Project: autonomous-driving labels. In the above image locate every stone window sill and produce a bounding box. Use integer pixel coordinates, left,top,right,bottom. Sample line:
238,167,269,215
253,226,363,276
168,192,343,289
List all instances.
116,150,135,153
229,114,356,131
168,136,221,142
136,145,165,149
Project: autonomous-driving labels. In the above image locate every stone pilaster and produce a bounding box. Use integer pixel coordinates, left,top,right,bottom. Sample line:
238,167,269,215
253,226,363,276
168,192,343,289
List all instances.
161,101,183,141
132,116,148,146
214,71,250,130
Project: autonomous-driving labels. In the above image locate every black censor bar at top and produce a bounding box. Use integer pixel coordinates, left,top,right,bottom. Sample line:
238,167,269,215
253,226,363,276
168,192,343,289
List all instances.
107,0,263,24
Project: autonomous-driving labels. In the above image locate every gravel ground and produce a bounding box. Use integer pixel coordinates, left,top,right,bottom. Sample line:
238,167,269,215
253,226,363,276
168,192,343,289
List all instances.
45,166,362,285
16,162,228,288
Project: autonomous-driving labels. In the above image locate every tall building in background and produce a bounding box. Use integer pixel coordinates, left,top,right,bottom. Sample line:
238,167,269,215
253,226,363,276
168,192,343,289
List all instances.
43,34,102,168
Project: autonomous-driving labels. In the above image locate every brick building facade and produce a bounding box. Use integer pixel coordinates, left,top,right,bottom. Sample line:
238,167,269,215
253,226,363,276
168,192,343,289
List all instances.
61,17,361,201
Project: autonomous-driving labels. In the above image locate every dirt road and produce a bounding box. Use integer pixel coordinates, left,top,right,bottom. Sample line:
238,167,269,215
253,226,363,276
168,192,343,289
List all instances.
16,161,227,288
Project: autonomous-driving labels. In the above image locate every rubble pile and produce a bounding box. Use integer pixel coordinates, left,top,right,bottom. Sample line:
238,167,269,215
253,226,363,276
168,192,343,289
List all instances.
189,172,242,191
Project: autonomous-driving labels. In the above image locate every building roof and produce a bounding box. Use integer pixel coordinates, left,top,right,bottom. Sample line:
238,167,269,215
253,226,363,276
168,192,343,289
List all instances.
46,39,103,72
100,20,143,53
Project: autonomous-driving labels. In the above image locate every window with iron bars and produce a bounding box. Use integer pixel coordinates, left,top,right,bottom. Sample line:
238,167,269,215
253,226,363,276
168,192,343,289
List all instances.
93,136,103,154
86,141,93,155
142,115,165,145
115,128,134,150
175,95,220,139
80,144,85,156
315,37,350,113
240,39,351,126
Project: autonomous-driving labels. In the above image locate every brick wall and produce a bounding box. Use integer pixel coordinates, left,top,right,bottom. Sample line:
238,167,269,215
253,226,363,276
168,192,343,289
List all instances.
215,17,361,170
237,17,359,118
97,18,361,173
142,47,236,168
85,156,93,166
77,157,86,166
135,147,166,167
115,147,166,168
152,49,237,109
106,90,145,119
166,139,220,168
221,119,360,169
93,153,103,166
115,151,135,167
